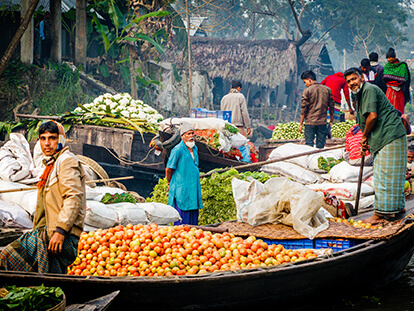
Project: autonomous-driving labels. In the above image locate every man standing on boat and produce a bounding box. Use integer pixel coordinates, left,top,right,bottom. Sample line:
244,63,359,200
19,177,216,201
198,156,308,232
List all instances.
299,70,335,148
344,67,407,224
166,122,203,225
0,121,86,273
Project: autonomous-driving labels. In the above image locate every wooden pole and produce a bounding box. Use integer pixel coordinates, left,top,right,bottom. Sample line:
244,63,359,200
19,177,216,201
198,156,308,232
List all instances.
0,0,41,76
186,0,193,109
0,176,134,194
200,144,346,178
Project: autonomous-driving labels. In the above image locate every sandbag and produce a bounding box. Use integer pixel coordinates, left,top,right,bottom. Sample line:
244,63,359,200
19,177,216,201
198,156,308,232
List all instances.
0,200,32,229
232,177,329,239
85,201,119,229
268,143,314,168
138,202,181,225
306,182,374,200
85,201,149,229
261,161,322,184
110,202,148,226
326,161,373,183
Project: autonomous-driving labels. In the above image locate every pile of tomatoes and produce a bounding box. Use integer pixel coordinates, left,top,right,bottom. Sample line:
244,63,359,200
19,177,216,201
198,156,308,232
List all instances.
68,223,318,277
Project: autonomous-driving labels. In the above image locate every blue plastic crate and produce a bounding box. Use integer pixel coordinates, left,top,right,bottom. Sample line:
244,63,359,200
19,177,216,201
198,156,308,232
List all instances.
206,110,218,118
217,110,232,123
262,238,314,250
314,239,355,252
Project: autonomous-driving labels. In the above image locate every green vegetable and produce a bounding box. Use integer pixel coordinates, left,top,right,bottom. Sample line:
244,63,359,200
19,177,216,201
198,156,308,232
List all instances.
331,120,356,138
0,285,64,311
271,122,304,140
100,192,137,204
317,156,343,172
224,123,239,135
146,169,277,225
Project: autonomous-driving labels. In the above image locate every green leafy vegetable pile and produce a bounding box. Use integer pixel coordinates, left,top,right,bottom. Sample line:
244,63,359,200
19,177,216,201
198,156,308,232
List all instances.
147,169,277,225
317,156,343,172
0,285,64,311
100,192,138,204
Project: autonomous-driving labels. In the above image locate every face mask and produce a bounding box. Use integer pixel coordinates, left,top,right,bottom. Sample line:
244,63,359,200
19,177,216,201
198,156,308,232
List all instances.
185,140,195,149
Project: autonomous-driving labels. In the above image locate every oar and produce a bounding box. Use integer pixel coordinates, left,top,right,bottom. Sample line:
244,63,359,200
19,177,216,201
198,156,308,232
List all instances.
354,153,365,216
0,176,134,194
200,144,346,178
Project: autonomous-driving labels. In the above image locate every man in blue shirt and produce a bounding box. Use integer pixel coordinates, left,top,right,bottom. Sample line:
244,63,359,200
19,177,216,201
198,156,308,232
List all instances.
166,122,203,225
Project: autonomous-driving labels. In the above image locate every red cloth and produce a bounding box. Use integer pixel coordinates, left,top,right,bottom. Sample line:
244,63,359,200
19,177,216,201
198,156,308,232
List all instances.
321,72,350,103
345,125,370,160
386,81,405,114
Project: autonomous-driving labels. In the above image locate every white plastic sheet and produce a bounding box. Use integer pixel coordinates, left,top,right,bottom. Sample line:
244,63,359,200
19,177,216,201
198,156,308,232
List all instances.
232,177,329,239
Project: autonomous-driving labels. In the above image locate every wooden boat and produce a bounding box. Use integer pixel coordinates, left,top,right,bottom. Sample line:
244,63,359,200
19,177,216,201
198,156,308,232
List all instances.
1,202,414,310
65,290,119,311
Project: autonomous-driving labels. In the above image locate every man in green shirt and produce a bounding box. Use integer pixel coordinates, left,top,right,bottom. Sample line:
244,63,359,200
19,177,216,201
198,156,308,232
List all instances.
344,67,407,224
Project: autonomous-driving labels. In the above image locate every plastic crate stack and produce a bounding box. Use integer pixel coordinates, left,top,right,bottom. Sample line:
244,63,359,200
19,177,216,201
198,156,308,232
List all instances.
190,108,232,123
262,238,356,252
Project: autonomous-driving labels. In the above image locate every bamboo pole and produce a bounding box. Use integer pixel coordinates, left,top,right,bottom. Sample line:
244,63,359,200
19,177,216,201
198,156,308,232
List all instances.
0,176,134,194
200,144,346,178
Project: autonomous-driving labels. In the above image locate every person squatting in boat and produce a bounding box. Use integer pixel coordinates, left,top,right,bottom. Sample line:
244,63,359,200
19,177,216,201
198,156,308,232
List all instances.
0,121,86,273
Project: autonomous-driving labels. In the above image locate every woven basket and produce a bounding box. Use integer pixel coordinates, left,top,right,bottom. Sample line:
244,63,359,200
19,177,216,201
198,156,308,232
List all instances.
76,155,109,185
46,293,66,311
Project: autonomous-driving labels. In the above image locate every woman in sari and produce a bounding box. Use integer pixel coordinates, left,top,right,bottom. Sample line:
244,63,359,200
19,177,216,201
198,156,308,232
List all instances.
383,48,411,113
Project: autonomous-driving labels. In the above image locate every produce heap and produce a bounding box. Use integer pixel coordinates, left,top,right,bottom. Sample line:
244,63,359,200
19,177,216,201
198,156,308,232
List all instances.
68,223,318,277
73,93,163,135
330,120,356,138
271,120,357,140
330,217,382,229
147,169,276,225
0,285,64,311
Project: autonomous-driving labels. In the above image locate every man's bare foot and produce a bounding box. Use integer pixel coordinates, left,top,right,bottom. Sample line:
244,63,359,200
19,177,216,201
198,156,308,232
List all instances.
363,213,385,225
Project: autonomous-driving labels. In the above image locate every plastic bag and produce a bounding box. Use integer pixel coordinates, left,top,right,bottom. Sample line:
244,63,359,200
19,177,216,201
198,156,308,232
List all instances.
230,133,248,148
232,177,329,239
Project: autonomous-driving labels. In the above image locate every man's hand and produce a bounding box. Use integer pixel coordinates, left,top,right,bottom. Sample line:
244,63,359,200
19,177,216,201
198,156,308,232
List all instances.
360,135,369,157
330,121,333,127
299,124,303,134
246,128,251,136
48,231,65,255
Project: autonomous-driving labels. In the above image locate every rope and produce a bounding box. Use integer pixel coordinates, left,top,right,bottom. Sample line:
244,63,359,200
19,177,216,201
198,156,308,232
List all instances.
102,145,164,166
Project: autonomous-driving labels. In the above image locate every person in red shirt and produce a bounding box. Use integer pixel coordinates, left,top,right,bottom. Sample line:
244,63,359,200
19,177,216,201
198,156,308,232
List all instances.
321,72,354,122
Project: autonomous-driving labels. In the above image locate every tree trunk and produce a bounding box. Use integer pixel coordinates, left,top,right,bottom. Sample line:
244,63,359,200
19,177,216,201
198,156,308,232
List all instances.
0,0,40,76
75,0,87,69
20,0,34,65
186,0,193,109
50,0,62,64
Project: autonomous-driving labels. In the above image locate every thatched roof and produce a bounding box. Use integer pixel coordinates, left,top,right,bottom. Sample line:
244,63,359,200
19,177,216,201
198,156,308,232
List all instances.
187,37,297,89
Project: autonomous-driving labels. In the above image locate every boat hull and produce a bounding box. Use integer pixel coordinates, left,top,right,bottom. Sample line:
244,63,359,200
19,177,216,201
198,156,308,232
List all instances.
1,225,413,310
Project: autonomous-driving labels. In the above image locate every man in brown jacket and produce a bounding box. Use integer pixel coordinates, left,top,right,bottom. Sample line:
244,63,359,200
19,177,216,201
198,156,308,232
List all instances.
299,70,334,148
0,121,85,274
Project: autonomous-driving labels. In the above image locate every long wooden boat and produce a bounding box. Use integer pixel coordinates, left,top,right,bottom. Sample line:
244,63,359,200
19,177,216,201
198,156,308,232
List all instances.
1,203,414,310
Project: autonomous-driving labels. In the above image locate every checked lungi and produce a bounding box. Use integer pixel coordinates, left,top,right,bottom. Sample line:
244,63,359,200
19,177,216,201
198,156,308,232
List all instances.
0,227,79,274
373,135,407,214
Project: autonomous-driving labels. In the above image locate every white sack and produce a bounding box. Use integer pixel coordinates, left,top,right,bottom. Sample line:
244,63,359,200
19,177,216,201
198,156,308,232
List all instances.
138,202,181,225
306,182,374,200
364,176,374,189
0,200,32,229
0,180,37,215
85,200,119,228
307,149,344,172
232,177,329,239
109,202,148,226
343,195,375,210
268,143,315,168
230,133,249,149
261,161,322,184
0,133,35,182
327,161,373,183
